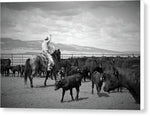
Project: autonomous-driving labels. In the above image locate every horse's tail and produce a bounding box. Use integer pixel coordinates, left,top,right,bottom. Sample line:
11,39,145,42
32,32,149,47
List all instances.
24,58,31,85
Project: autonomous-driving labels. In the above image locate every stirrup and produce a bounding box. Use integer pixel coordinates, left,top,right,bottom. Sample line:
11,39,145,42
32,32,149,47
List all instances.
47,66,53,71
47,67,51,71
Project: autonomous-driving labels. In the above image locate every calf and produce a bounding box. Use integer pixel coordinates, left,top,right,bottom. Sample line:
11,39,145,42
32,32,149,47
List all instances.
10,65,21,77
91,71,103,94
82,66,90,82
55,72,82,102
103,67,140,104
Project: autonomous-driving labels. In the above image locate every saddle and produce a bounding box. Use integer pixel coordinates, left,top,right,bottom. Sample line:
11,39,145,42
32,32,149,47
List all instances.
41,52,48,59
37,52,49,65
37,52,55,71
40,52,54,65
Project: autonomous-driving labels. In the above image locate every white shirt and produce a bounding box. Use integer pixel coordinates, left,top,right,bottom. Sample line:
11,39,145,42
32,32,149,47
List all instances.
42,40,55,54
42,40,49,52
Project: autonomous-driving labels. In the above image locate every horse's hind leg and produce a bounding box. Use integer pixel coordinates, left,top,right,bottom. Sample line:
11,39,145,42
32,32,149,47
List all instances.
29,76,33,88
44,71,49,86
96,85,100,94
53,72,57,80
29,70,37,88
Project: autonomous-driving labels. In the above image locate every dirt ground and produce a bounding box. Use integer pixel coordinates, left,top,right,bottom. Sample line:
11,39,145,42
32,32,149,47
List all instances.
1,76,140,110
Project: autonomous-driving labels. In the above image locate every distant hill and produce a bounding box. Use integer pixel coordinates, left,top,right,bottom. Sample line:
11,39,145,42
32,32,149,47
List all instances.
0,38,139,55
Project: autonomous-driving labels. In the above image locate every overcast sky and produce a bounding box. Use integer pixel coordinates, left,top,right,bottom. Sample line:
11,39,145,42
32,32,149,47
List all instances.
1,1,140,52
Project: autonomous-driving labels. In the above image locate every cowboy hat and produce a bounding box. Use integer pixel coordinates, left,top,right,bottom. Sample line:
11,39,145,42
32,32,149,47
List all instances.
44,36,51,42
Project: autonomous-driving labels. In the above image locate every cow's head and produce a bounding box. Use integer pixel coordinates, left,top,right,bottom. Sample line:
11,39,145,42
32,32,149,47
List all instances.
103,73,120,93
54,80,63,90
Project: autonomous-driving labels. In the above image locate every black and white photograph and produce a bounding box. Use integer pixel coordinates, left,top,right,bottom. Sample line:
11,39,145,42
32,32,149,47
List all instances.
1,0,141,110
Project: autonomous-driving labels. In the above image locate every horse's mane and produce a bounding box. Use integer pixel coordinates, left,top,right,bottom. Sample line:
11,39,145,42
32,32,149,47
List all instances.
51,49,60,63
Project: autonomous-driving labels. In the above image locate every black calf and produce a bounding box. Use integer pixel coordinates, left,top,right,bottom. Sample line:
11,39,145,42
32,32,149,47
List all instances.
55,73,82,102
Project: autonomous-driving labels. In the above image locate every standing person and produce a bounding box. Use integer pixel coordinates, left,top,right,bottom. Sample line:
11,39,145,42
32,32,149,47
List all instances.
42,34,55,71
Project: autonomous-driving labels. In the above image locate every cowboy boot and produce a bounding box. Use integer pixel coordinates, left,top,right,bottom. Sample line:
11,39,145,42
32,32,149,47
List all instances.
47,64,51,71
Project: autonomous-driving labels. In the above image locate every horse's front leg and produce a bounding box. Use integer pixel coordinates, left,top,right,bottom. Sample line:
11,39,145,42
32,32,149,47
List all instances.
50,71,53,80
53,72,57,80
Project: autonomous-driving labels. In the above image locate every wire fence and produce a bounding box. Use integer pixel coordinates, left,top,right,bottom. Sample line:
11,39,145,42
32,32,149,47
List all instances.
0,53,140,66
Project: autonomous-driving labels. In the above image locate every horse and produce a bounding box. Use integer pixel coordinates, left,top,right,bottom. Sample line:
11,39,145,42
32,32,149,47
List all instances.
24,49,61,88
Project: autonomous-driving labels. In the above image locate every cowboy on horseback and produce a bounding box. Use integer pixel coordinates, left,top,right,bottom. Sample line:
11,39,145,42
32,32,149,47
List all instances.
42,34,55,71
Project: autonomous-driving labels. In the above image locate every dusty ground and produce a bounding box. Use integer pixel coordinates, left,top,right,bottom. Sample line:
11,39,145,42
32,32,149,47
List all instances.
1,76,140,110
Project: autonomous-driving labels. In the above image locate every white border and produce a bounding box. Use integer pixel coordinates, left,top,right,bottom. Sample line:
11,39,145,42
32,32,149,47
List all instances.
0,0,141,2
140,0,144,110
0,0,146,115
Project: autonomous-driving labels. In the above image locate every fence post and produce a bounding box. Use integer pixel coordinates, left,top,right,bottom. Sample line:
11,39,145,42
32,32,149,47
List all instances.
22,55,23,65
61,54,63,59
11,54,13,66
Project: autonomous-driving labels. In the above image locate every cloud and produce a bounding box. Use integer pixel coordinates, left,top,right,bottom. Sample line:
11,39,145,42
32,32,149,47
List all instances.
1,1,140,52
2,1,123,11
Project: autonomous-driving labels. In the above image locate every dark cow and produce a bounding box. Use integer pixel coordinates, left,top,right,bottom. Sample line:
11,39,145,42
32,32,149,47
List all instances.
93,63,104,74
91,71,103,94
82,57,99,81
71,57,88,68
112,60,122,92
57,66,78,80
55,71,83,102
20,65,25,77
103,66,140,104
0,59,11,76
10,65,21,77
60,59,72,76
81,66,91,82
67,66,79,76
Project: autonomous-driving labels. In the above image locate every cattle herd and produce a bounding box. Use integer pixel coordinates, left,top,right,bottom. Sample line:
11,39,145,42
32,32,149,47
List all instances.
0,55,140,104
1,59,25,77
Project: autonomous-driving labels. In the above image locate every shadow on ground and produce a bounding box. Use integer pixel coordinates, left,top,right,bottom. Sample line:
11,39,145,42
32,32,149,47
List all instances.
34,84,55,88
98,92,110,97
62,97,89,103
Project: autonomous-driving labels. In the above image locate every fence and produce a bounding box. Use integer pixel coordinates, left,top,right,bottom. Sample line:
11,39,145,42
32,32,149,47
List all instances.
0,53,140,66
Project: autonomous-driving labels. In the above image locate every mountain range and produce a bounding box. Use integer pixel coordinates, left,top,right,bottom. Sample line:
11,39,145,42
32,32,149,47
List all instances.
1,38,139,55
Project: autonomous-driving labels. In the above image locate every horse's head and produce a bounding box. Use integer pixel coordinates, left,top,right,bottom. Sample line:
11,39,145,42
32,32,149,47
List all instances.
52,49,61,62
